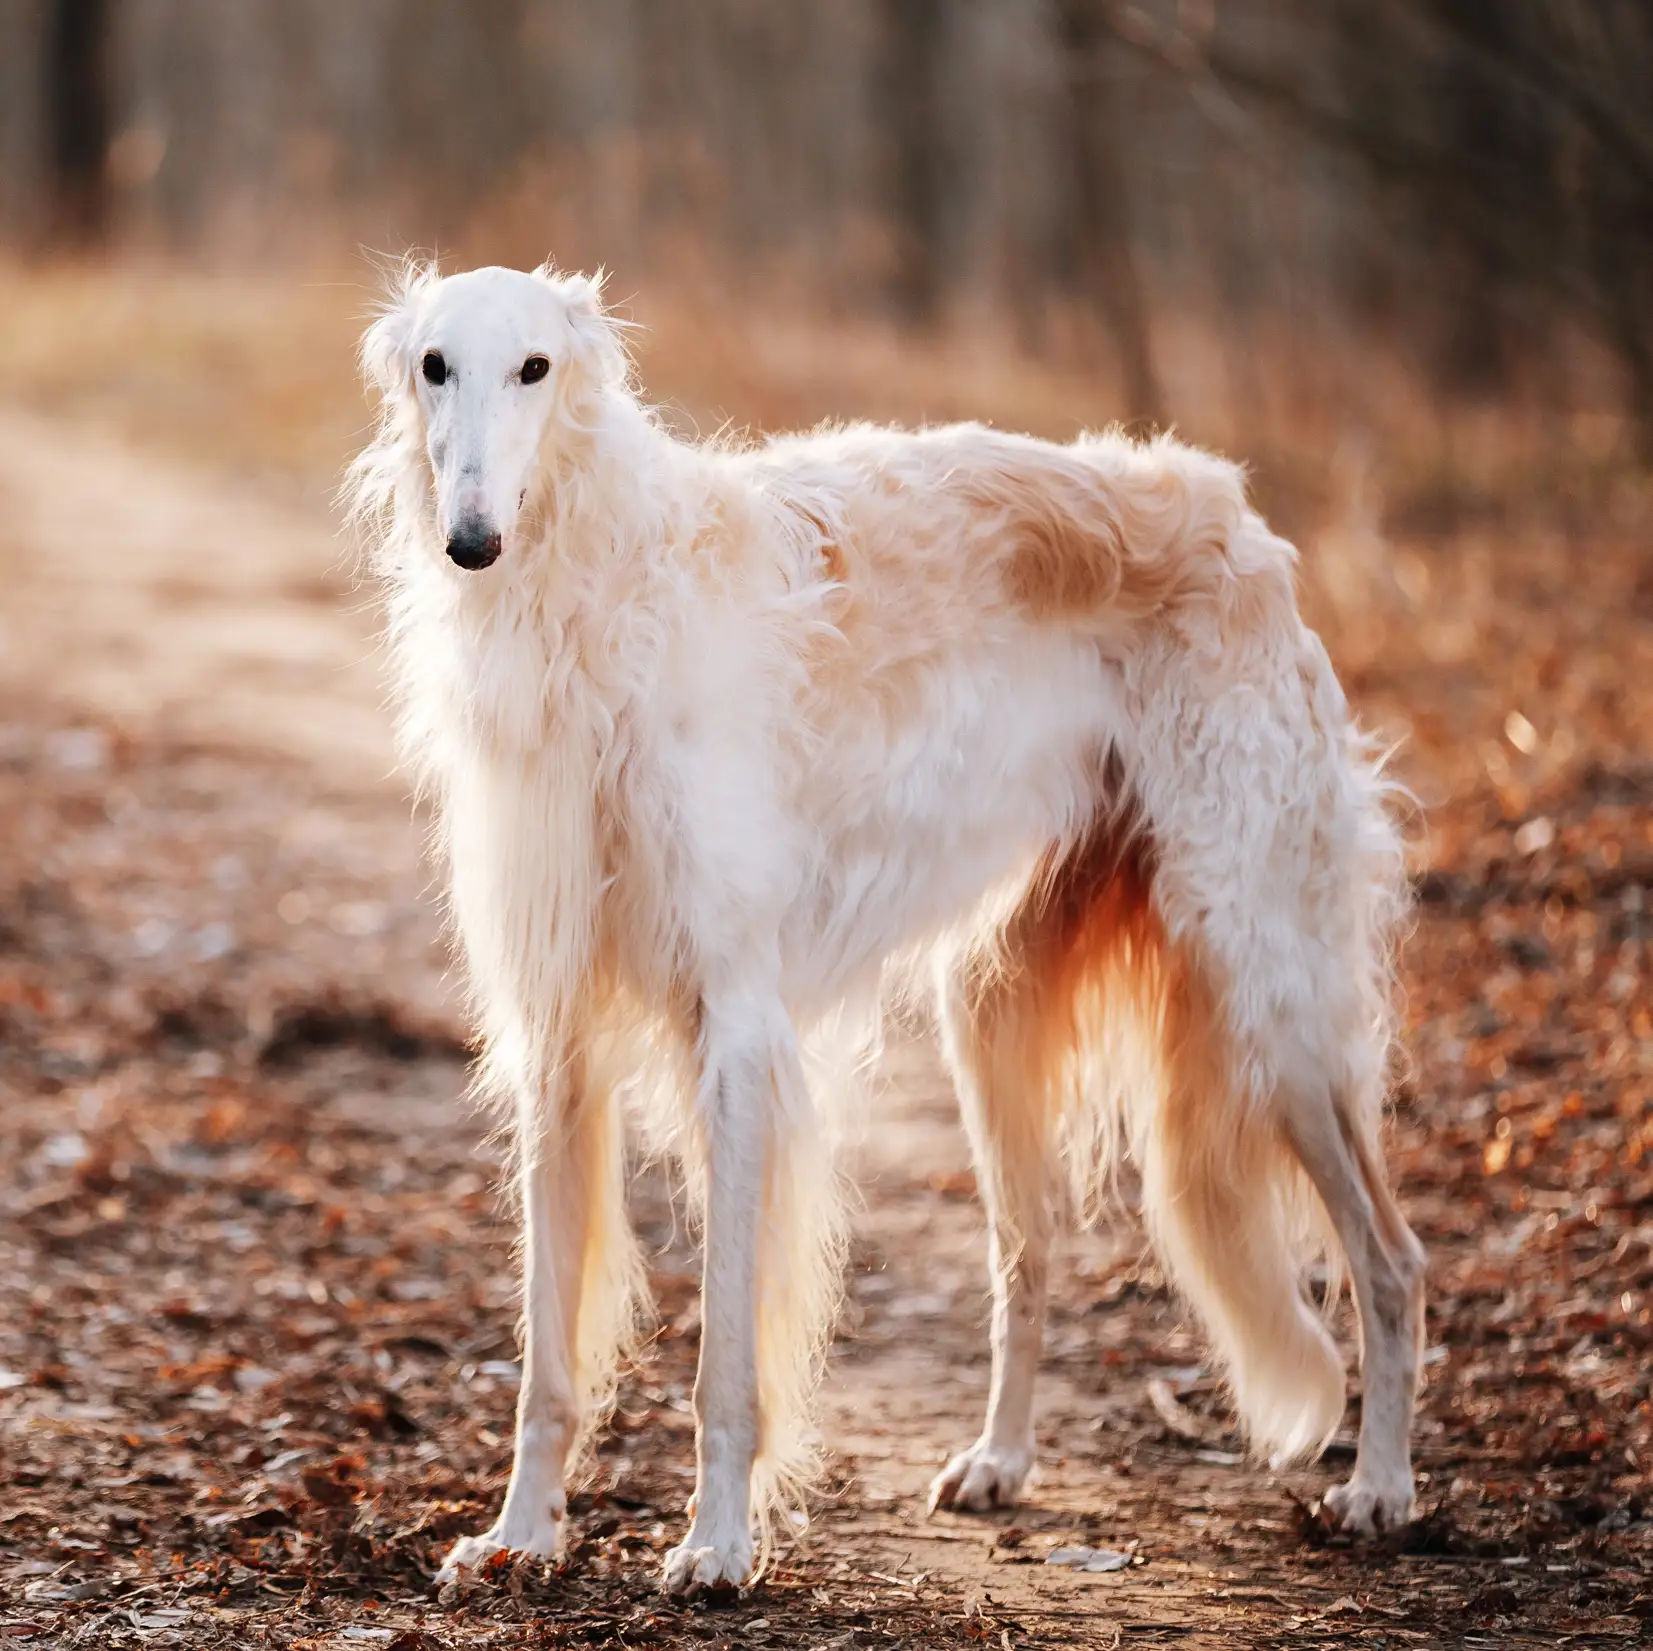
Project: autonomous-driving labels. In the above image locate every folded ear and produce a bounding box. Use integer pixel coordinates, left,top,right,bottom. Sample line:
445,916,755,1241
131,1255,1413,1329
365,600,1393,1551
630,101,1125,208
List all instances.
360,301,413,393
546,266,629,390
360,261,438,394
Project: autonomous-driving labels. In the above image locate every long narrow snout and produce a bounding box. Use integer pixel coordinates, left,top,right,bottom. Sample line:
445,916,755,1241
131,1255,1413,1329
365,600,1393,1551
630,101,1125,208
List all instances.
446,514,503,571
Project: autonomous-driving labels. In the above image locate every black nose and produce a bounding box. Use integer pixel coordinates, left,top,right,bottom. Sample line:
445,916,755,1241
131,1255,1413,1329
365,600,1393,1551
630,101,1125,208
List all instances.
446,520,502,570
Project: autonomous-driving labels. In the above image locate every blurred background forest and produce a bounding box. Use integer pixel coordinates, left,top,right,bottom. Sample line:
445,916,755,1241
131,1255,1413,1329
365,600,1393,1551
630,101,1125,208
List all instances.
1,0,1652,478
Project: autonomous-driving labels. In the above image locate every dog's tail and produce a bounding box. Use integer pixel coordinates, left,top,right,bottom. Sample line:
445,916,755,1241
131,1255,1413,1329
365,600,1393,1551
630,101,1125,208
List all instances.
1047,515,1407,1465
1128,958,1351,1463
1029,840,1338,1465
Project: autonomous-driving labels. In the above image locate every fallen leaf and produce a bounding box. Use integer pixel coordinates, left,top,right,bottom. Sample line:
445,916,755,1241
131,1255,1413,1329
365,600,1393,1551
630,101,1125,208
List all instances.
1046,1546,1131,1573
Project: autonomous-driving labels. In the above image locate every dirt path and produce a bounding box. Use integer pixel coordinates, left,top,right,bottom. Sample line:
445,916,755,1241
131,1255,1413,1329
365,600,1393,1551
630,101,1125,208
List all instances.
1,411,1649,1648
0,407,392,790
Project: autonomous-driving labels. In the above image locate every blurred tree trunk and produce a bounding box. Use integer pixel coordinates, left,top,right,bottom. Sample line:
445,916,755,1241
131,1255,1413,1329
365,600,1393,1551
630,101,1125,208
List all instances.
1053,0,1163,428
1429,1,1526,392
1386,0,1653,447
45,0,110,245
880,0,948,324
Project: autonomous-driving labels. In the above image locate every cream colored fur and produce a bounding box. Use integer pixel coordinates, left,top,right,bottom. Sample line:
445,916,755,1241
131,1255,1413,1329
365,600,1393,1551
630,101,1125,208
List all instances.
347,262,1425,1596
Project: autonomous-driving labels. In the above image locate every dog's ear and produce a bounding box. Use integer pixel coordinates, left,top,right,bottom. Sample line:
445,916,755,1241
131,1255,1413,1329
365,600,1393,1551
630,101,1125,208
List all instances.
361,300,414,394
361,262,438,394
551,268,628,391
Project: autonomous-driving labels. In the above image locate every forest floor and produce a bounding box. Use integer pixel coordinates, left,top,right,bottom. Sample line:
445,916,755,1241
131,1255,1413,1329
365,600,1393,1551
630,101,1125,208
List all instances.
1,300,1651,1649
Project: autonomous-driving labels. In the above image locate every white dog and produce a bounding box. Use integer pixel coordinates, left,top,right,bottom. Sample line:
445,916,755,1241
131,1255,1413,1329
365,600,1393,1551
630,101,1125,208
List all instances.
347,262,1425,1596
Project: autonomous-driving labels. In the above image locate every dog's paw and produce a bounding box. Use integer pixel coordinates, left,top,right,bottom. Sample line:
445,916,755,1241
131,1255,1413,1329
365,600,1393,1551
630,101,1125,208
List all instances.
660,1529,754,1597
928,1439,1034,1514
1323,1470,1415,1536
435,1517,563,1583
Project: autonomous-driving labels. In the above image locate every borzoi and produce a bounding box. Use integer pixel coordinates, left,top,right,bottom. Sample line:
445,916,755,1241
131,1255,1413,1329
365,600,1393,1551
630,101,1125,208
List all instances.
347,262,1425,1596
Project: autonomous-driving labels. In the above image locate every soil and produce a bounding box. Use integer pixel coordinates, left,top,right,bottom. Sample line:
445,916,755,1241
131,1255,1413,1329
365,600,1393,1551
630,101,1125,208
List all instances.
0,407,1650,1649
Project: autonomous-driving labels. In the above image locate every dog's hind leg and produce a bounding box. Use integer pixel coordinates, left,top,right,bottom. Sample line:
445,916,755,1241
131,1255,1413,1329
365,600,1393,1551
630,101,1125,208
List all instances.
927,920,1063,1514
1277,1062,1425,1534
440,1053,634,1579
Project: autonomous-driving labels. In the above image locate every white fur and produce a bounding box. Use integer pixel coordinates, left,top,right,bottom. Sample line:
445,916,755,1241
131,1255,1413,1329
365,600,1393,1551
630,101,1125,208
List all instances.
347,263,1426,1595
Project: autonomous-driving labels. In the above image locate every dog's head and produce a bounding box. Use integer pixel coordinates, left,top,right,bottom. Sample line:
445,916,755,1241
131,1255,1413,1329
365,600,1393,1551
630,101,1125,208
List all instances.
360,263,627,570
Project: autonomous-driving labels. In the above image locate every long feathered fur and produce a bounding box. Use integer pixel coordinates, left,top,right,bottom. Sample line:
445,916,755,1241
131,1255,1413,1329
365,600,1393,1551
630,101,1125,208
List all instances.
346,261,1420,1580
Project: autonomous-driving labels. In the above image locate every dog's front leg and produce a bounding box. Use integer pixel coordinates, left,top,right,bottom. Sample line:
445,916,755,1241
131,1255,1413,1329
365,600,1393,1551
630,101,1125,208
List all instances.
661,999,773,1596
439,1068,590,1580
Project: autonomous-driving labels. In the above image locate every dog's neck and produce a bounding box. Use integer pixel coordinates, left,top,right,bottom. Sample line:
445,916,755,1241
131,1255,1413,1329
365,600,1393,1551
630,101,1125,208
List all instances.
515,390,700,610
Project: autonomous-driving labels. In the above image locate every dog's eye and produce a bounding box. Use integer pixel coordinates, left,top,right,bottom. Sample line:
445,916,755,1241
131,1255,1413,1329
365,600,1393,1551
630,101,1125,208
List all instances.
521,355,550,385
421,350,447,386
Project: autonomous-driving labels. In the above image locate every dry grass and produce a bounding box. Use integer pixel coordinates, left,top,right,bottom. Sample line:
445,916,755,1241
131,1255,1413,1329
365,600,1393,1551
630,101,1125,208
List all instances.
0,263,371,498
